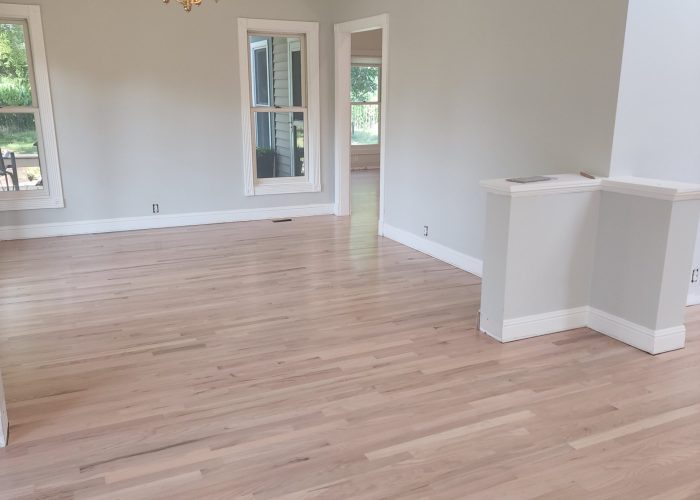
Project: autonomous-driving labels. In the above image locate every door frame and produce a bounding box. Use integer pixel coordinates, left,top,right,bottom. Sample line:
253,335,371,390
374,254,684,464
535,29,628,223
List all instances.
334,14,389,234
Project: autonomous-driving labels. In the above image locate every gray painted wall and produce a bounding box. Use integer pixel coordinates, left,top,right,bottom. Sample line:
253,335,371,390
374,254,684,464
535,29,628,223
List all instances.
504,192,600,319
0,0,335,227
333,0,629,260
590,193,674,330
590,192,700,331
1,0,630,263
609,0,700,302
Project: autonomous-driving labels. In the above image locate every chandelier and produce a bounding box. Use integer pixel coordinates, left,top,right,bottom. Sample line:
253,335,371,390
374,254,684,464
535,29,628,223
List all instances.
163,0,216,12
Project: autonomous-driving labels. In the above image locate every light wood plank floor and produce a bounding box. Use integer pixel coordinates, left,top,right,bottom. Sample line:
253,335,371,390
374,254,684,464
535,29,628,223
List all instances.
1,171,700,499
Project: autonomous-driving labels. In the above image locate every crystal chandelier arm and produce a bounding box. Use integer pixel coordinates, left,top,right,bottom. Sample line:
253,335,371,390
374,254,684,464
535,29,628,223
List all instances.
162,0,206,12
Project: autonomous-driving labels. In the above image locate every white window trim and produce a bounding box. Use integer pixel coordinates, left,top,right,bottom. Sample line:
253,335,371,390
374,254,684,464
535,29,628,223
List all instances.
352,56,382,66
0,4,63,211
238,18,321,197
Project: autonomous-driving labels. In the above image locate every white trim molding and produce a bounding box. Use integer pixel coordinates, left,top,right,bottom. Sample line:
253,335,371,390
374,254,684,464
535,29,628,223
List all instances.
481,175,700,202
381,223,483,277
588,308,686,355
0,204,334,240
602,177,700,202
498,307,589,343
334,14,389,224
483,306,686,355
237,18,321,197
480,174,601,198
0,4,64,211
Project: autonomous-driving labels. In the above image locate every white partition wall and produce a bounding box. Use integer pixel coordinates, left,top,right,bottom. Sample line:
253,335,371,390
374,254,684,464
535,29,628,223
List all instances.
0,370,7,448
590,181,700,352
691,227,700,305
480,175,700,354
480,175,600,341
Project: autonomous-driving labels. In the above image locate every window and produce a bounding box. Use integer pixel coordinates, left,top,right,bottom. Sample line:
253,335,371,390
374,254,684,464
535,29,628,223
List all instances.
0,4,63,210
238,19,320,196
351,60,381,146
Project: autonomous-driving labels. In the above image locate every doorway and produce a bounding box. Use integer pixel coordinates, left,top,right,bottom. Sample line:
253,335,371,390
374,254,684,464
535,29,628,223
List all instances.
334,15,389,235
350,29,382,223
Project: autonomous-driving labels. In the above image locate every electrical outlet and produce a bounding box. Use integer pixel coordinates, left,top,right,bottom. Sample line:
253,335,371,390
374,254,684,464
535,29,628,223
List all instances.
423,225,429,237
692,268,699,284
152,203,160,214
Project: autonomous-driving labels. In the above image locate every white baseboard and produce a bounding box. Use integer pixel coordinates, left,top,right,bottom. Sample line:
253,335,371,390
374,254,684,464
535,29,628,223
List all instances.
500,307,589,342
588,308,685,355
688,294,700,307
381,223,483,277
0,204,335,240
488,306,685,355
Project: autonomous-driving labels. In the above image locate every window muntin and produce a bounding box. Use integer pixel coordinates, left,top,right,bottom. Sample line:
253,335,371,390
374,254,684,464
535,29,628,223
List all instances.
351,63,381,146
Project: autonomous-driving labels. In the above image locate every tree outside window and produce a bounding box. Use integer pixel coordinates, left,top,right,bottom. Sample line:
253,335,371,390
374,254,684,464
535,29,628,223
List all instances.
351,64,380,146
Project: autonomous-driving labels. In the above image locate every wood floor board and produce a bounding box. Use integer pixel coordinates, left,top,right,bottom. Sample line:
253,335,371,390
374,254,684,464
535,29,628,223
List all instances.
1,171,700,498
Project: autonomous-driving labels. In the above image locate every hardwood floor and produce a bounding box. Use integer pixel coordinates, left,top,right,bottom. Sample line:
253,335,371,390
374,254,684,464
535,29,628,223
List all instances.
1,170,700,499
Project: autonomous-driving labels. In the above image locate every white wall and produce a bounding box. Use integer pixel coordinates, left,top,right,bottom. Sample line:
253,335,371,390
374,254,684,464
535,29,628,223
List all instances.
610,0,700,303
334,0,629,261
0,0,335,229
351,30,382,57
692,230,700,305
610,0,700,182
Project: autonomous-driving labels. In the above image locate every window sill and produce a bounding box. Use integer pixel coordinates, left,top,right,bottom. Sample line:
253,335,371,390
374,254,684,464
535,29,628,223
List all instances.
351,144,380,153
0,192,64,211
247,180,321,196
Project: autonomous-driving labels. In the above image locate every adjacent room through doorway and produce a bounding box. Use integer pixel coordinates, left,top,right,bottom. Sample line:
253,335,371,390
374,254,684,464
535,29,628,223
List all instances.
350,29,383,224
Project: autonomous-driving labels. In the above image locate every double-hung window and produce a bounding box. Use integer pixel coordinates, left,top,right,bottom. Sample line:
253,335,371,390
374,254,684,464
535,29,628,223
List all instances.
238,19,320,196
351,59,381,146
0,4,63,210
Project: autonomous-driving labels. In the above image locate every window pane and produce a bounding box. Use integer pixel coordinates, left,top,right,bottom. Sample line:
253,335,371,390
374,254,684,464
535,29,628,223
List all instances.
0,113,43,191
254,112,305,179
0,22,32,107
351,66,379,103
351,105,379,145
252,46,269,106
249,35,305,108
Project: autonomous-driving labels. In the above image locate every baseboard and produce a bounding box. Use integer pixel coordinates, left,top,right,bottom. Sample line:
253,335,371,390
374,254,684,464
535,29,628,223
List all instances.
500,307,589,342
0,204,335,240
490,306,685,354
688,294,700,307
588,307,685,355
381,223,483,277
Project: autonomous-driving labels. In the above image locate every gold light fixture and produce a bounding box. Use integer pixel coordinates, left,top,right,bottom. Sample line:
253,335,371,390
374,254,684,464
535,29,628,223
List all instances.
162,0,214,12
